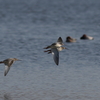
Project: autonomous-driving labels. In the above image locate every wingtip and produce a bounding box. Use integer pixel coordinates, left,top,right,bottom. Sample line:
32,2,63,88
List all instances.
55,62,59,65
43,46,50,49
4,71,7,76
4,73,7,76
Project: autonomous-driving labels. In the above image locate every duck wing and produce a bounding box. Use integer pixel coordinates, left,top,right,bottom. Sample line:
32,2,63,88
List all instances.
51,48,59,65
4,60,14,76
57,37,63,43
4,65,11,76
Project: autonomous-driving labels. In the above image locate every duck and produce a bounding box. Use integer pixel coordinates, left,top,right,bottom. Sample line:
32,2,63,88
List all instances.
0,58,21,76
66,36,77,42
44,37,66,65
80,34,94,40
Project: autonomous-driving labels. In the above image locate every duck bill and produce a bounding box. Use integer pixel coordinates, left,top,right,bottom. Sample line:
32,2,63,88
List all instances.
61,43,64,45
62,43,64,45
65,47,68,50
17,59,22,61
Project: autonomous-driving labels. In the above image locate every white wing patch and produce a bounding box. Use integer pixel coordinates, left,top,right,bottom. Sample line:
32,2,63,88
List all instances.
87,36,94,40
4,65,10,76
51,48,59,65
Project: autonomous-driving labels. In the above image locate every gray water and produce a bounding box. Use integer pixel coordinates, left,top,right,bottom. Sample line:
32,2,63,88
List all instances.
0,0,100,100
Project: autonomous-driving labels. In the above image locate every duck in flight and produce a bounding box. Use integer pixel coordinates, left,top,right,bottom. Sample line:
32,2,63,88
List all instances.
0,58,21,76
44,37,64,49
44,37,67,65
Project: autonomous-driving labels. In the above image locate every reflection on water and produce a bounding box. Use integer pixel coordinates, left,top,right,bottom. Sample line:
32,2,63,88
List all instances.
4,93,12,100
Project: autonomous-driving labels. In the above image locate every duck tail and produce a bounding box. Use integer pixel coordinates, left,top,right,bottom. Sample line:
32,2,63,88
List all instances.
43,46,50,49
44,50,52,54
0,61,4,64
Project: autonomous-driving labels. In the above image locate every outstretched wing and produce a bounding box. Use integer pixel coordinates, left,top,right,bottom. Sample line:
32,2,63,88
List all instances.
4,65,10,76
51,48,59,65
4,60,14,76
57,37,63,44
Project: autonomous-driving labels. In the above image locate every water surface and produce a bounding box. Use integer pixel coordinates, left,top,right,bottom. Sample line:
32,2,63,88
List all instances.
0,0,100,100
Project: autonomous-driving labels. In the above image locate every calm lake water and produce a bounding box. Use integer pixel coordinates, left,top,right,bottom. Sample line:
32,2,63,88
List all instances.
0,0,100,100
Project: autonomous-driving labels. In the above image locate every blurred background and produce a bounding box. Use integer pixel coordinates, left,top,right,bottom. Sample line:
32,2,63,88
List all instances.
0,0,100,100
